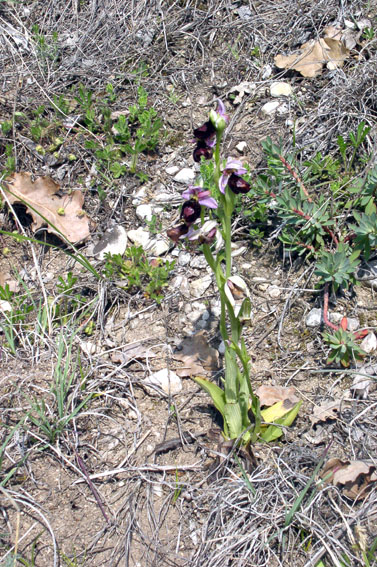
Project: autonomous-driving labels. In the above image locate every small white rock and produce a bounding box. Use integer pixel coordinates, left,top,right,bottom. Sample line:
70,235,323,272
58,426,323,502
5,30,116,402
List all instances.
347,317,359,332
306,308,322,327
178,252,191,266
268,285,281,298
361,332,377,354
93,225,128,260
262,64,272,79
236,141,247,153
270,82,293,97
154,192,174,203
329,312,343,324
136,204,153,222
0,300,12,312
174,168,195,184
127,227,151,248
80,341,97,355
190,274,212,298
147,238,170,256
166,165,179,175
190,255,207,269
144,368,182,395
218,340,226,355
132,186,146,206
261,101,281,116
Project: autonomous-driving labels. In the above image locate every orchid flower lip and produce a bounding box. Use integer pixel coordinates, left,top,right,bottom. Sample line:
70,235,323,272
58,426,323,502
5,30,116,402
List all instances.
219,157,249,194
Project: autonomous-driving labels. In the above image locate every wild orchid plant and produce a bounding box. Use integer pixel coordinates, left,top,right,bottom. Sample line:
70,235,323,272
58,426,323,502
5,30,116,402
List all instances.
167,101,301,445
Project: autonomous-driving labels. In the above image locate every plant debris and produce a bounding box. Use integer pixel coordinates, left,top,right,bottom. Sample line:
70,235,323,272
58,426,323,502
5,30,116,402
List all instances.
3,172,91,244
274,27,350,77
321,458,377,500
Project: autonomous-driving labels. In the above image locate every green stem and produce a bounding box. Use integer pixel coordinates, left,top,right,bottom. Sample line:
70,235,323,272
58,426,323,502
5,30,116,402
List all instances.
214,132,221,187
224,207,232,278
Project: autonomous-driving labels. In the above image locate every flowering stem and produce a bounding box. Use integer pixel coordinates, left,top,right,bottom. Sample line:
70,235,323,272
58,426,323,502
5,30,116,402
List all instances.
214,132,222,187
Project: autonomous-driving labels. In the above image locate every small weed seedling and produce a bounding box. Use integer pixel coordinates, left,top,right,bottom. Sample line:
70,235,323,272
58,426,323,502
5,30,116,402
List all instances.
80,84,162,180
27,334,92,444
103,245,175,304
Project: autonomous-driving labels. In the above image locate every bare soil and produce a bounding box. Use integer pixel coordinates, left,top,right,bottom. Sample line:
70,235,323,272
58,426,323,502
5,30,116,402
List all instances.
0,1,377,566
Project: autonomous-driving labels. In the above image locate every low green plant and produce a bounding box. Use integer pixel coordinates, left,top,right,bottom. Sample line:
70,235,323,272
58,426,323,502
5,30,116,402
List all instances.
362,27,375,40
103,245,175,304
27,334,92,444
323,326,366,367
245,124,376,367
32,24,59,65
80,84,162,180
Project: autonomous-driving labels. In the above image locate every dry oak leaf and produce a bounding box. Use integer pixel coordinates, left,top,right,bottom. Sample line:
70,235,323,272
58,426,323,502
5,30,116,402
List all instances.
256,385,300,407
321,458,377,501
274,28,349,77
3,172,91,244
310,399,341,426
173,330,220,378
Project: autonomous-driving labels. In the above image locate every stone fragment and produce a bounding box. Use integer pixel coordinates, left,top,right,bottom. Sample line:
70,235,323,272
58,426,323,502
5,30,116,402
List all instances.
268,285,281,298
0,300,11,312
357,259,377,290
346,318,359,332
132,186,147,205
261,101,281,116
236,141,247,153
174,168,195,183
166,165,179,175
306,308,322,327
178,252,191,266
136,204,153,222
270,82,293,97
147,238,170,256
127,227,151,248
360,332,377,354
144,368,182,394
93,225,128,260
190,255,207,269
190,274,212,298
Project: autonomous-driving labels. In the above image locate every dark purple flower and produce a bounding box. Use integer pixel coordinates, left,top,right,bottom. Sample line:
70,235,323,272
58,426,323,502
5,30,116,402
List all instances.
180,199,201,224
219,157,249,194
182,185,218,209
193,140,213,162
193,120,216,140
227,173,251,194
167,224,189,244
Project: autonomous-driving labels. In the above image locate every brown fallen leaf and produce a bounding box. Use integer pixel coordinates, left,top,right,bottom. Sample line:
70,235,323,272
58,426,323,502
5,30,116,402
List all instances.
310,400,341,426
110,343,157,365
274,28,350,78
0,272,19,292
321,458,377,500
3,172,91,244
256,385,300,407
174,330,220,378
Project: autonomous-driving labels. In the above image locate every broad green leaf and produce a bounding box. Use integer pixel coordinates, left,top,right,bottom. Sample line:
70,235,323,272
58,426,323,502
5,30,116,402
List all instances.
260,401,302,442
193,377,225,418
224,402,243,439
224,348,238,403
